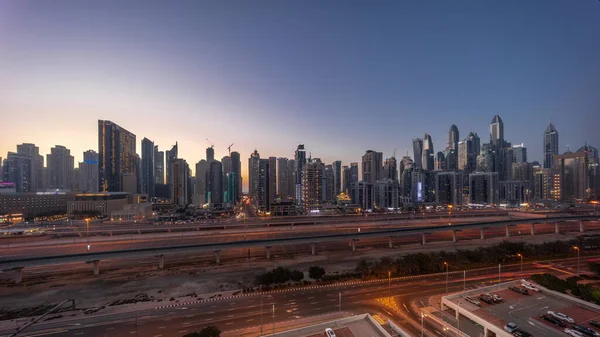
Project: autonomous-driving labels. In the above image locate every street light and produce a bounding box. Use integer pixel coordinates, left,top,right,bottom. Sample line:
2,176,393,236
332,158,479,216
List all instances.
444,262,449,294
421,311,427,337
388,270,391,298
592,200,598,215
517,253,523,276
574,246,580,277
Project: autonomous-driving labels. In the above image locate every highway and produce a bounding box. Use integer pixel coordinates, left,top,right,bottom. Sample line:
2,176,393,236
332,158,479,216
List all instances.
0,260,582,337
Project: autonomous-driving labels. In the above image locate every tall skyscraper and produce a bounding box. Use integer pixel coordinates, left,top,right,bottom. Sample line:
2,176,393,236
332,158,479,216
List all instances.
544,123,559,169
98,120,136,192
341,165,350,195
323,164,334,202
302,159,323,212
6,152,32,192
276,157,290,198
490,115,504,148
332,160,342,196
412,138,423,169
553,151,589,201
383,157,397,181
458,132,480,173
512,143,527,163
79,150,99,193
287,159,296,199
195,160,209,204
165,142,178,194
446,125,459,171
16,143,44,191
435,151,446,171
268,157,277,203
248,150,261,204
294,144,306,203
448,125,460,152
257,158,271,211
207,160,223,204
422,133,434,171
230,151,242,202
171,158,189,206
141,138,155,197
361,150,383,184
350,162,359,185
469,172,499,205
477,143,495,173
206,147,215,162
374,179,400,209
154,146,164,185
436,171,463,206
399,156,413,187
47,145,74,190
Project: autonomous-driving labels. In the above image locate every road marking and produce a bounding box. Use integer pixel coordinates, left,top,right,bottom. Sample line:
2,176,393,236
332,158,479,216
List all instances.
208,311,215,314
310,301,318,305
179,330,188,334
186,314,193,318
226,322,233,325
247,319,255,322
130,332,136,334
227,315,234,318
159,326,166,329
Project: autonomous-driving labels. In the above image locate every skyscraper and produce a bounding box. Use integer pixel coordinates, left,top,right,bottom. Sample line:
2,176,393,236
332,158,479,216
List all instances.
350,162,359,185
422,133,434,171
165,142,178,195
448,125,460,152
141,138,155,197
435,151,446,171
553,151,589,201
469,172,499,205
287,159,296,199
383,157,397,181
6,152,32,192
544,123,559,169
341,165,350,195
206,147,215,162
512,143,527,163
332,160,342,196
268,157,277,203
171,158,189,206
294,144,306,203
412,138,423,169
79,150,99,193
302,159,323,212
98,120,136,192
257,158,271,211
399,156,413,187
195,160,209,204
47,145,74,190
230,151,242,202
490,115,504,148
154,146,164,185
276,157,290,198
248,150,261,204
16,143,44,191
458,132,480,173
361,150,383,184
323,164,334,202
207,160,223,204
436,171,463,206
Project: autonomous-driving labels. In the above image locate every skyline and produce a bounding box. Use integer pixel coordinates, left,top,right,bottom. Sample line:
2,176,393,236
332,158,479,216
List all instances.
1,0,600,188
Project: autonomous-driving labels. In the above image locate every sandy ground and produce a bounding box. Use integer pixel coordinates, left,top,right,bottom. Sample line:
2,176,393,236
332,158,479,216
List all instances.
0,231,585,314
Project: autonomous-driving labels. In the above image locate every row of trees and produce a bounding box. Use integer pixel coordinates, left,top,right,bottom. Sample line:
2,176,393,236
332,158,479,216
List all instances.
184,325,220,337
255,266,327,286
356,238,598,279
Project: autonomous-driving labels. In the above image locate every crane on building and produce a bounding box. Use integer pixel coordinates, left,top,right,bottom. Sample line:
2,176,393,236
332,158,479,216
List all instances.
227,143,234,156
206,138,214,149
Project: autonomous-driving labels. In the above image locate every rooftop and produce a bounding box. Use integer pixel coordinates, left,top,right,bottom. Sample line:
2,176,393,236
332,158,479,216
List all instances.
269,314,391,337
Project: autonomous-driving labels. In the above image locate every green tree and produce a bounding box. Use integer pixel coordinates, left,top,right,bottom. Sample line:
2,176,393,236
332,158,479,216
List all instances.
183,325,221,337
309,265,325,280
290,269,304,282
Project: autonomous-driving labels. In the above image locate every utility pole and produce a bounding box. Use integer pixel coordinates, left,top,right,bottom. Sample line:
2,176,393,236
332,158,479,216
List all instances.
339,292,342,313
388,271,391,298
444,262,449,294
272,304,275,336
498,264,501,283
260,297,263,335
463,270,466,292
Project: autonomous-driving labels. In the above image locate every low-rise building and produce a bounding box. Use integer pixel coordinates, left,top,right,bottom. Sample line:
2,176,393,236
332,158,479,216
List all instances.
0,191,75,218
67,192,147,217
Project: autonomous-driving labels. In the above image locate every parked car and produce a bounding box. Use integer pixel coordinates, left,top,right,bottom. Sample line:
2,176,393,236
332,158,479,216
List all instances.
573,324,600,337
522,283,540,292
509,286,529,295
490,294,503,302
565,328,585,337
465,296,481,306
505,323,518,333
590,320,600,329
479,294,494,304
540,313,566,327
512,329,532,337
325,328,337,337
548,311,575,323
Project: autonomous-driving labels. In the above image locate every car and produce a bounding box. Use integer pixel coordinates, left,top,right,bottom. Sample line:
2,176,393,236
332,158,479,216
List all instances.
512,329,532,337
540,313,566,327
573,324,600,337
479,294,494,304
490,294,503,302
522,283,540,292
509,286,529,295
465,296,481,306
590,320,600,329
548,311,575,323
325,328,337,337
505,323,518,333
565,328,585,337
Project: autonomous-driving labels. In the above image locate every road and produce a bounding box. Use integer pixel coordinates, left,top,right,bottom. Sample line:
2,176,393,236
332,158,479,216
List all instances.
0,260,582,337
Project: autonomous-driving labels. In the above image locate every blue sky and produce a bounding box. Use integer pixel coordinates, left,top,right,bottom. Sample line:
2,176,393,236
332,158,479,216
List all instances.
1,0,599,186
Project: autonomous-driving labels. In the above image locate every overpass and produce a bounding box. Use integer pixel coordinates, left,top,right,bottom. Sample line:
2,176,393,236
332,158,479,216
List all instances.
1,215,598,283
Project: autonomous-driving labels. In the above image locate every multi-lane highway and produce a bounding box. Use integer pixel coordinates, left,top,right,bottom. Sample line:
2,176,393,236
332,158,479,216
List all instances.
0,259,584,337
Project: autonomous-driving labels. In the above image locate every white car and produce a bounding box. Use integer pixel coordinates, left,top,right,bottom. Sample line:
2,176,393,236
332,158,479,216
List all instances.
325,328,337,337
522,283,540,292
504,323,518,333
465,296,481,306
549,311,575,323
565,328,584,337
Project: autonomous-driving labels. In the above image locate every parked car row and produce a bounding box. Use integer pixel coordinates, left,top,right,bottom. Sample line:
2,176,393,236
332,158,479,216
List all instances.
541,310,600,337
509,285,530,295
504,323,532,337
479,293,503,304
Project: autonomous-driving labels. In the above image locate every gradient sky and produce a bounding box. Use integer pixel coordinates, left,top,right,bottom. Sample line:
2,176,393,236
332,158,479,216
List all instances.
1,0,599,190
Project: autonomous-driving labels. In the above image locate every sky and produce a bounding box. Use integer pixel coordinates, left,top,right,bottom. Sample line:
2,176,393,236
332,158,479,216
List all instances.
1,0,599,190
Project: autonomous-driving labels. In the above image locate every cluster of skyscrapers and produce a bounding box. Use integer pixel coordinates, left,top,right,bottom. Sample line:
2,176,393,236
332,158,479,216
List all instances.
1,115,598,213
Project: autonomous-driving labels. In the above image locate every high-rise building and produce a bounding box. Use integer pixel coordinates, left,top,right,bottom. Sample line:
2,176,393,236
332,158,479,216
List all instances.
578,144,600,200
351,181,373,210
141,138,155,198
533,165,553,200
154,146,164,185
503,147,514,181
448,125,460,152
206,147,215,162
16,143,44,191
399,156,413,187
171,158,189,206
6,152,32,192
361,150,383,184
490,115,504,149
341,165,350,195
332,160,342,196
195,160,209,204
383,157,397,181
374,179,400,209
407,168,435,203
276,158,290,198
435,151,446,171
323,164,334,202
422,133,435,171
435,171,463,206
512,143,527,163
47,145,74,190
544,123,559,169
477,143,495,173
287,159,296,200
268,157,277,203
302,159,323,212
98,120,136,192
469,172,499,205
207,160,223,204
412,138,423,169
248,150,261,205
221,156,231,202
458,132,481,173
512,162,534,182
165,142,178,194
350,162,359,185
230,151,242,202
294,144,306,203
78,150,99,193
257,158,271,211
500,180,531,204
553,151,589,202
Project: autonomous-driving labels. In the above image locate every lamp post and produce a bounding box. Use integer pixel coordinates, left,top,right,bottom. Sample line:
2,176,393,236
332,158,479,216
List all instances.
498,264,501,283
444,262,449,294
574,246,580,277
272,304,275,336
388,271,391,298
260,297,263,335
517,253,523,276
421,311,426,337
592,200,598,215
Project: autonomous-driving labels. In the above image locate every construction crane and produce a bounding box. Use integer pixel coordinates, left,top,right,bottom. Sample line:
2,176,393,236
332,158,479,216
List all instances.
206,138,214,149
227,143,234,156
